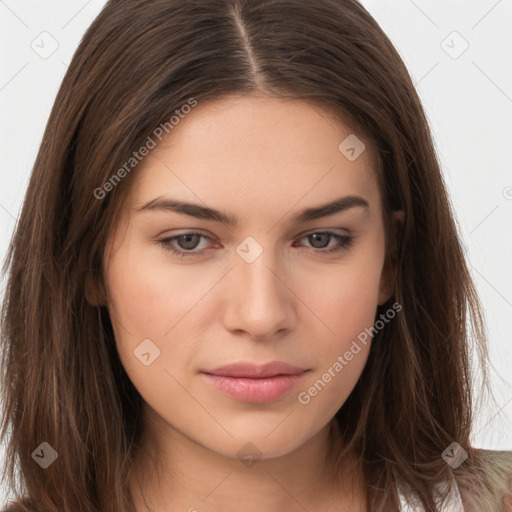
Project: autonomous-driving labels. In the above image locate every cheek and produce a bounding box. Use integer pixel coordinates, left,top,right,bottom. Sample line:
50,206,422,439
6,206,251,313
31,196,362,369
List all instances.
105,241,209,336
304,256,382,342
104,254,199,411
104,246,204,376
296,283,375,418
295,255,382,411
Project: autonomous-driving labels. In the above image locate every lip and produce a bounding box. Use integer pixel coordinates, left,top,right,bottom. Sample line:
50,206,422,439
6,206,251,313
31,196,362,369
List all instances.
204,361,307,378
201,361,309,403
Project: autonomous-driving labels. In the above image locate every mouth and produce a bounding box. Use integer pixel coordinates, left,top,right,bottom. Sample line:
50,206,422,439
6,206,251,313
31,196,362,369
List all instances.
200,361,309,403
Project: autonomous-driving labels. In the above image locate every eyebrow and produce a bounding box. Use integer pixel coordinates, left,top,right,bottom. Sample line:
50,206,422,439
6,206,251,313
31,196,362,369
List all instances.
135,194,370,226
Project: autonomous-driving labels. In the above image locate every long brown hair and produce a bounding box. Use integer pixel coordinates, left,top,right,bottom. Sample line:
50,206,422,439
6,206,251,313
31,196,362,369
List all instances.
0,0,493,510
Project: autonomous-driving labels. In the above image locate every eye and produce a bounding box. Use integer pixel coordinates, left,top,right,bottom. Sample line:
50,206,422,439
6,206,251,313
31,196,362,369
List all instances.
158,232,213,258
295,232,354,254
157,230,354,258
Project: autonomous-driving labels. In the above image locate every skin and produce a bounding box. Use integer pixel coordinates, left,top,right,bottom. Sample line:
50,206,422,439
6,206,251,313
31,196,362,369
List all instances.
101,94,403,512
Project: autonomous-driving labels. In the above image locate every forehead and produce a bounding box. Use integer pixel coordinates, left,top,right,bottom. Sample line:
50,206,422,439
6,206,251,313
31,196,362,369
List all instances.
126,94,380,216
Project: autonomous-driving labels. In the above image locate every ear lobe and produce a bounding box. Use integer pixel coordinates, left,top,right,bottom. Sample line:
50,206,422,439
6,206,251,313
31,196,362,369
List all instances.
377,210,404,306
84,272,106,307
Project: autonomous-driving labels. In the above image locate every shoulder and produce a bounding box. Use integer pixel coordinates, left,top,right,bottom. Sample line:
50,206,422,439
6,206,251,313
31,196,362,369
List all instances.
397,449,512,512
1,502,35,512
457,448,512,512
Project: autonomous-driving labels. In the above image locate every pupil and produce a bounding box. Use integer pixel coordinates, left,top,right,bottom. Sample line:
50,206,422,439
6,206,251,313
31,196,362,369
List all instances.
310,233,329,248
179,234,200,250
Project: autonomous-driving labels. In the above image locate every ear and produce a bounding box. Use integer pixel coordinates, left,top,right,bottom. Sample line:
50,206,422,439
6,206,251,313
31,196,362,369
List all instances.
377,210,404,306
84,271,106,307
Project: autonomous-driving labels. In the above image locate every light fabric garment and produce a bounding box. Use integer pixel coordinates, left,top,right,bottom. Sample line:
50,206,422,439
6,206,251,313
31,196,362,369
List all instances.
397,478,465,511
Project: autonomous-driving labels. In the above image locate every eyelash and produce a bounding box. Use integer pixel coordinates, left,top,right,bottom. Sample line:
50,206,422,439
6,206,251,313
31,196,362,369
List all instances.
157,231,354,258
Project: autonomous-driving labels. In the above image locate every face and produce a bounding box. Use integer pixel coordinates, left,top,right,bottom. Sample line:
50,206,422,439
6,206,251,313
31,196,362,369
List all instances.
102,94,397,462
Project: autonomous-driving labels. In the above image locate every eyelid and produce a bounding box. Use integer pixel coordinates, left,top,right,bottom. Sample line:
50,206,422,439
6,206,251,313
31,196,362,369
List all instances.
156,228,353,258
158,227,349,240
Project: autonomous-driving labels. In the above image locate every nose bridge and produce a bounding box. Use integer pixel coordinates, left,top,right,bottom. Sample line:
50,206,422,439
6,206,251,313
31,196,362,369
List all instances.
238,252,279,300
224,238,292,337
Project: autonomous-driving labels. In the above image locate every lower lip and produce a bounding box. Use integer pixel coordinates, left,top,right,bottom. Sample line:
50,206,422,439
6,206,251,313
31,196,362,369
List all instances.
201,371,308,403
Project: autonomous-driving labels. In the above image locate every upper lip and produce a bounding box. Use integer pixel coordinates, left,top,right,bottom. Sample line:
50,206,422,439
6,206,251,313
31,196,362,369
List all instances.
202,361,307,378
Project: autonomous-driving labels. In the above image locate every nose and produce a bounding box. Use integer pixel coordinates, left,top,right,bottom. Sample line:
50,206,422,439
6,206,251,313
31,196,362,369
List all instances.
221,249,296,341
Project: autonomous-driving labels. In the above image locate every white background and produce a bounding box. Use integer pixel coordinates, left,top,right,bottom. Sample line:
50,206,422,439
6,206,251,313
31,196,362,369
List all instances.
1,0,511,505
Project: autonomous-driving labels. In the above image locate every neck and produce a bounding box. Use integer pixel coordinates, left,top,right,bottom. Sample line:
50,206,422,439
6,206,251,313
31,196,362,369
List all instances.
129,408,365,512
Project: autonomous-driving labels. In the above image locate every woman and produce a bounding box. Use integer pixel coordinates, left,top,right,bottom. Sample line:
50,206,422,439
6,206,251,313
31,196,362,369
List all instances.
1,0,511,511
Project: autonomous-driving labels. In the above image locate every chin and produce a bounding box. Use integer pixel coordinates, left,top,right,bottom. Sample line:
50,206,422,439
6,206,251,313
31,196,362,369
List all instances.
205,428,316,463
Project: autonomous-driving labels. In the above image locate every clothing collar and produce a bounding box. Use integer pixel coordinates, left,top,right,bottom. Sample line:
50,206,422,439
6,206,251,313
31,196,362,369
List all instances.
396,474,465,511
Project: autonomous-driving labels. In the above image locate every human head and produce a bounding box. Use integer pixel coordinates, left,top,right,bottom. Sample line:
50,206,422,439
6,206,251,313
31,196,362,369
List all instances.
1,1,488,511
100,91,402,473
